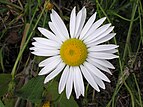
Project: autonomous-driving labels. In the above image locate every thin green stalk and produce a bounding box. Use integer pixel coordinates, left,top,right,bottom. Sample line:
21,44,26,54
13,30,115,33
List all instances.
92,90,95,101
11,7,45,80
110,11,139,22
0,1,23,10
109,0,117,9
130,37,142,107
121,2,140,106
106,67,130,107
42,11,48,27
11,5,38,79
122,0,138,62
139,0,143,14
133,73,143,107
127,5,143,106
124,82,135,107
0,47,4,72
108,4,142,106
13,5,38,75
83,83,89,106
107,70,134,107
139,0,143,45
129,36,142,107
18,0,23,9
85,83,89,98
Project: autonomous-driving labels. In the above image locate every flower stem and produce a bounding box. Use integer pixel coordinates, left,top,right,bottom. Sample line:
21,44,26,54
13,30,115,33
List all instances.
11,6,45,80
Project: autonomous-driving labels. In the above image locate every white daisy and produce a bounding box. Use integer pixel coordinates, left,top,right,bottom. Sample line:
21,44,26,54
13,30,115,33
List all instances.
30,7,119,99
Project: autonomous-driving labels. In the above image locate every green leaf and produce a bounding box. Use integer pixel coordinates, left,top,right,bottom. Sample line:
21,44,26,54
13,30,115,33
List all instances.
57,92,79,107
46,81,78,107
16,76,44,103
45,80,60,100
0,100,5,107
0,74,11,97
3,99,15,107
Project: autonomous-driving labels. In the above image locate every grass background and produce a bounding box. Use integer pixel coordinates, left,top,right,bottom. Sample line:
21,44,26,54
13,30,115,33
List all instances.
0,0,143,107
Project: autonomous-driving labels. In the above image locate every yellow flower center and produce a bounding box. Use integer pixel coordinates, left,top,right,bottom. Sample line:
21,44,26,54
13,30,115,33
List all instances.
44,1,54,11
60,38,88,66
42,101,50,107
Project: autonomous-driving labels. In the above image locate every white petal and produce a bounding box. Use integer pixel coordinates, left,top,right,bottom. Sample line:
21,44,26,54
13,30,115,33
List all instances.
73,67,80,99
80,65,100,92
79,12,97,39
105,49,118,53
30,42,59,50
33,37,61,47
31,49,59,57
96,26,114,41
59,65,69,94
37,27,62,44
84,62,110,82
76,67,84,96
87,33,116,47
96,33,116,45
88,52,119,59
31,49,60,56
88,44,118,52
87,58,112,75
93,17,106,28
73,67,84,98
82,17,106,40
44,62,65,83
39,55,60,67
70,7,76,38
92,75,105,89
87,57,115,69
49,22,66,41
38,58,61,75
74,7,86,38
87,26,114,44
51,10,69,39
31,42,60,50
84,23,111,43
30,47,58,51
73,8,82,38
66,67,74,99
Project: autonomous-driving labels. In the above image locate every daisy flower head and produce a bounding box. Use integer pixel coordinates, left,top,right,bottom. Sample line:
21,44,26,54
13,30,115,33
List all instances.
30,6,119,99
